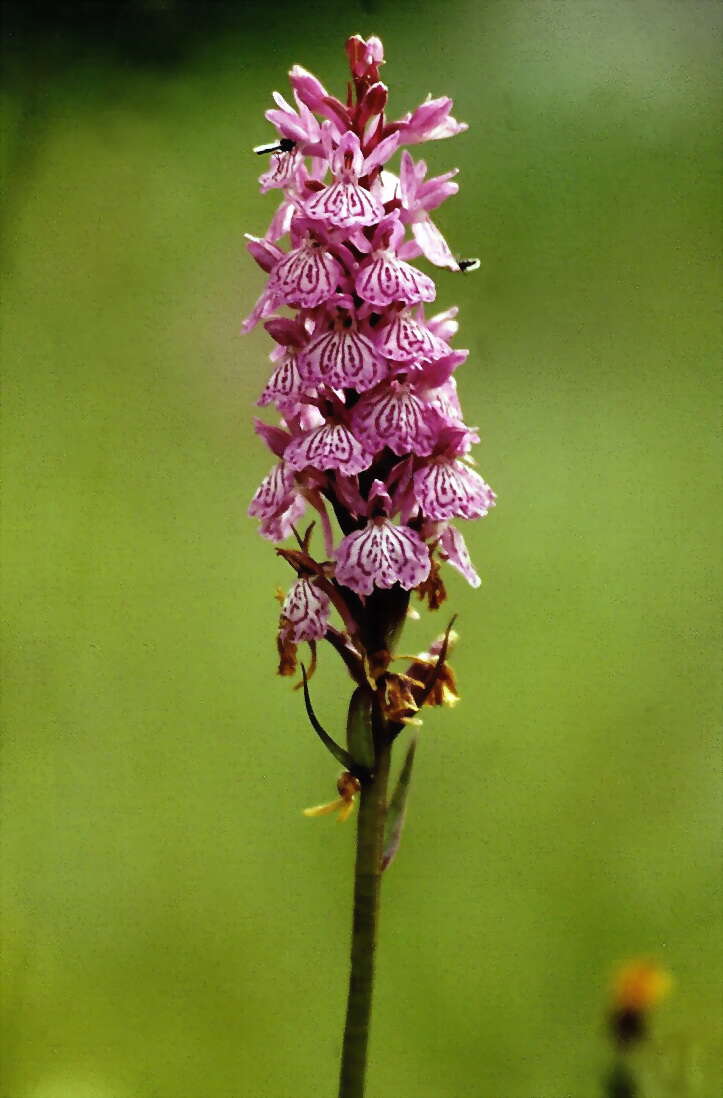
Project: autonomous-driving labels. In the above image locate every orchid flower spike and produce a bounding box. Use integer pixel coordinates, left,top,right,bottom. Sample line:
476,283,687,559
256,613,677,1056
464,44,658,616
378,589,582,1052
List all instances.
244,35,497,726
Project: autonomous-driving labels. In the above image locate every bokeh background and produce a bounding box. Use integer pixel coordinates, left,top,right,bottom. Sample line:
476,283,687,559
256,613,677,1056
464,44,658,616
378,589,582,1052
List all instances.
1,2,721,1096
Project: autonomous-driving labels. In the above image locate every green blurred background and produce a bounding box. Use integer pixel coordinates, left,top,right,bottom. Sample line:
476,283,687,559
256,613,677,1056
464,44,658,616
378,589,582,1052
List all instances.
1,2,721,1095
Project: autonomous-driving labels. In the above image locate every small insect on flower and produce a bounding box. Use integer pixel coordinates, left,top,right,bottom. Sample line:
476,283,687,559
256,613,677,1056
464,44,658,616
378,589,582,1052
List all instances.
253,137,297,155
303,772,361,823
457,257,480,272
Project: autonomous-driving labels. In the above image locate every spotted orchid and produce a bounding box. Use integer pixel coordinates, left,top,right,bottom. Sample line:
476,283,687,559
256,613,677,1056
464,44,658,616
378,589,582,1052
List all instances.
243,35,499,1098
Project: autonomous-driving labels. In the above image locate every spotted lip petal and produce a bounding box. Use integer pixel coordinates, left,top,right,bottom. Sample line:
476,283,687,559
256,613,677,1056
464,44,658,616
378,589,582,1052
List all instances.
281,578,331,641
355,252,436,307
351,382,436,456
299,327,385,391
335,519,431,596
260,494,307,542
248,461,307,542
413,459,496,520
306,181,383,228
268,242,343,308
257,353,305,410
284,422,374,474
259,149,302,193
248,461,295,520
375,310,450,362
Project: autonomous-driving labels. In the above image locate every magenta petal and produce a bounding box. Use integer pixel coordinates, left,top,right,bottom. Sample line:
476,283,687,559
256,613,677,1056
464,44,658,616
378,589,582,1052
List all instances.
257,353,305,410
281,578,331,641
284,422,373,474
259,492,307,542
351,383,436,456
375,310,450,362
411,217,458,270
248,461,295,520
400,96,468,145
439,524,481,587
306,181,383,228
264,316,306,347
241,286,280,333
335,520,431,595
289,65,330,113
299,327,385,391
427,306,459,342
253,418,291,458
259,149,301,192
356,252,436,307
413,459,496,520
265,200,294,244
362,130,400,175
246,234,284,273
268,242,342,308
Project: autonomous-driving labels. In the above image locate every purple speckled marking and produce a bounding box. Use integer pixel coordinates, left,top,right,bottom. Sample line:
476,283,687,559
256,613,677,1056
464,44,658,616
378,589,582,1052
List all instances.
284,422,373,474
413,460,496,520
299,328,385,391
335,520,431,596
281,578,331,641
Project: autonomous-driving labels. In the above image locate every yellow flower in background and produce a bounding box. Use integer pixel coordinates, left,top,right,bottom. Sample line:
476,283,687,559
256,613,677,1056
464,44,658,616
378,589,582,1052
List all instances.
611,958,673,1013
608,958,672,1048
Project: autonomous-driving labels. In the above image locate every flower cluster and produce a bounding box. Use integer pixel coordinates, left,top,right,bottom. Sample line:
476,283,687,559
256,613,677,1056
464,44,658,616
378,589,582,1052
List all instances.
245,35,496,673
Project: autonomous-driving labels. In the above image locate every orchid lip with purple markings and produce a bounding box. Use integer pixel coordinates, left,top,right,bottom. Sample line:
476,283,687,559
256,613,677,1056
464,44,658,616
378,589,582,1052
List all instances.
245,35,495,611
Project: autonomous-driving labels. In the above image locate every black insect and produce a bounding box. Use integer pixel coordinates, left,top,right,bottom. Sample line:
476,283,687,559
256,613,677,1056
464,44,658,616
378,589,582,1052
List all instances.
457,258,480,273
253,138,296,155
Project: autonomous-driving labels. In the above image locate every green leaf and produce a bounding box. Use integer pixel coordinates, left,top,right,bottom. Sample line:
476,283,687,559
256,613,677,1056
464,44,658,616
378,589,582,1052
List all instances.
346,686,375,773
300,665,361,776
382,736,417,871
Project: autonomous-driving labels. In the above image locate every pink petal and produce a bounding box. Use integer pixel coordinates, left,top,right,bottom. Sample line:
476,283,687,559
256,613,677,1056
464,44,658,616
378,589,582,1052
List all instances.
245,234,284,273
305,180,383,228
284,422,374,474
356,252,436,307
257,353,305,410
427,306,459,342
299,327,385,391
362,130,400,175
399,96,468,145
248,461,295,521
264,316,306,347
281,578,331,641
375,310,450,362
289,65,329,113
259,493,307,542
413,459,496,520
335,519,431,595
264,200,294,244
351,382,436,456
438,524,481,587
412,217,458,270
330,131,365,177
268,242,342,308
259,149,302,192
241,286,280,333
253,418,291,458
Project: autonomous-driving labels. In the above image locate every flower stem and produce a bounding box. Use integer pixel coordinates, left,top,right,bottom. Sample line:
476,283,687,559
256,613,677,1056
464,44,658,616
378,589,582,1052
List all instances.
338,737,391,1098
605,1058,637,1098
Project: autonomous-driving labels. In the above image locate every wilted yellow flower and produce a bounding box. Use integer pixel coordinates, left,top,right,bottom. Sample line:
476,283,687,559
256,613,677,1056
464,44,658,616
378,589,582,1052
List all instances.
303,772,361,823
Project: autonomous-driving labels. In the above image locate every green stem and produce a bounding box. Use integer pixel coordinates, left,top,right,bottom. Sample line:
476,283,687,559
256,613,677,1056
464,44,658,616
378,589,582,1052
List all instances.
605,1057,637,1098
338,738,391,1098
